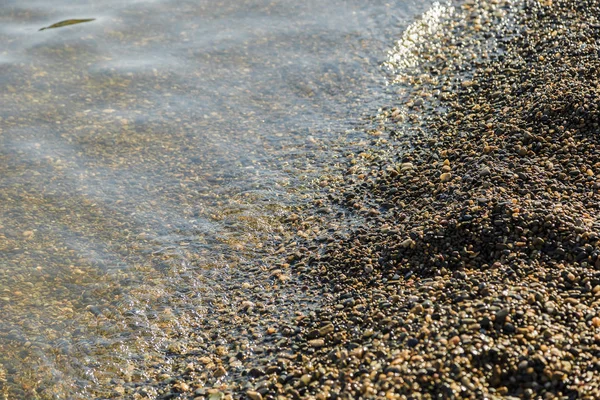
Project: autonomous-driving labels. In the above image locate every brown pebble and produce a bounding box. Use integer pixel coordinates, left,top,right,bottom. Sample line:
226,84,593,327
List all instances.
400,238,415,248
246,390,263,400
318,324,334,336
213,366,227,378
440,172,452,182
448,336,460,346
565,297,579,305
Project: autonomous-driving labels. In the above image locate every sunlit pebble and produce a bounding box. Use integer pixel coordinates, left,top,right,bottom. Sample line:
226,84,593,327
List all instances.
440,172,452,182
246,390,263,400
266,327,277,335
448,336,461,346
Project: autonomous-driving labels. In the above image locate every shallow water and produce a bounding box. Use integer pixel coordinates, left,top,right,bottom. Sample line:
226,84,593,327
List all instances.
0,0,433,397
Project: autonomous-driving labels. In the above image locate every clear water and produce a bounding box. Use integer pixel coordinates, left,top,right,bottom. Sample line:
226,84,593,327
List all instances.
0,0,433,397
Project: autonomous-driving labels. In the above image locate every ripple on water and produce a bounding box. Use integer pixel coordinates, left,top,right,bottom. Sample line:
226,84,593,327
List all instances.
0,0,435,397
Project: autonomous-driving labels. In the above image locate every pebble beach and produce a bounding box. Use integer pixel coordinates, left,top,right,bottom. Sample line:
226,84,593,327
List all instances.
2,0,600,399
241,0,600,399
123,0,600,398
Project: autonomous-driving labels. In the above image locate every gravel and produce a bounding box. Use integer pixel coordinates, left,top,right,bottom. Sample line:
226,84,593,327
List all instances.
238,0,600,398
5,0,596,398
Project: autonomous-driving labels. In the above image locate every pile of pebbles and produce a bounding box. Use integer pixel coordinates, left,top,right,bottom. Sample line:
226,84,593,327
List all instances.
241,0,600,399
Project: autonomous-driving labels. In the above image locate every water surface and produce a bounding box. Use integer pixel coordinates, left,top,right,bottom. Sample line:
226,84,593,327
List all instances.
0,0,432,397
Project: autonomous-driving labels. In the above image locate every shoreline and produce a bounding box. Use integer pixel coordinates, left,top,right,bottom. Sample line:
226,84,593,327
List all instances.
4,0,598,398
249,0,600,398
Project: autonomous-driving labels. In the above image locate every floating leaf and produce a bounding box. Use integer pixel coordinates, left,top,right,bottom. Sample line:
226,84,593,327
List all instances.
39,18,95,31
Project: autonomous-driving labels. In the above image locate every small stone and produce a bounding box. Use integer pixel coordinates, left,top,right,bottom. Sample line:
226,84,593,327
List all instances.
400,238,415,248
503,323,516,334
518,360,529,370
246,390,263,400
247,368,265,378
265,365,281,374
495,308,510,323
480,317,491,330
174,382,190,392
448,336,461,346
213,366,227,378
440,172,452,182
544,301,556,314
479,166,491,176
300,374,312,386
199,356,212,365
318,324,334,336
309,339,325,348
241,300,255,310
553,371,567,381
412,303,424,314
400,162,414,171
